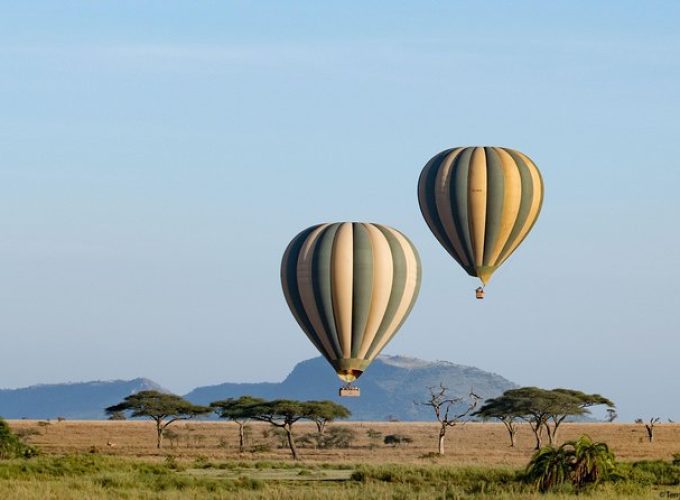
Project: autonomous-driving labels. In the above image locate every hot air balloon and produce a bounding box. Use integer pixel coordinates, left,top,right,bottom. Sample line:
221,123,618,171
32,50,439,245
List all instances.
281,222,421,396
418,147,543,298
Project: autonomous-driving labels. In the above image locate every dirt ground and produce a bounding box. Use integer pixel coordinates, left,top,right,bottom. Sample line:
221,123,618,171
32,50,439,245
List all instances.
8,420,680,466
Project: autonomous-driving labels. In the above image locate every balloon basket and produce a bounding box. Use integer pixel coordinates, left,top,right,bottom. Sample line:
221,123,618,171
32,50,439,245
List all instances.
339,385,360,397
475,287,485,300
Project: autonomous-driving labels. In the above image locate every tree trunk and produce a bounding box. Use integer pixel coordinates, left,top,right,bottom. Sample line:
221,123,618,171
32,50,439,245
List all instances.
502,421,516,447
316,419,326,436
530,423,543,450
238,422,245,453
646,425,654,443
285,426,298,460
544,422,553,445
437,425,446,455
549,416,565,445
156,421,163,449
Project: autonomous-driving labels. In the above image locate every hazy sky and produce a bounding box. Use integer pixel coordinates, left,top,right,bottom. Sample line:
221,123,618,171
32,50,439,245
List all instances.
1,2,678,421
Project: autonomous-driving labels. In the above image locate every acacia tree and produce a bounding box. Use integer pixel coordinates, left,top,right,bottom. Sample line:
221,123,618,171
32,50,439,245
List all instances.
479,387,614,449
473,396,522,447
105,390,211,448
304,400,351,436
208,398,350,459
499,388,554,450
548,389,614,443
247,400,310,460
418,384,480,455
210,396,266,452
303,400,351,448
502,387,595,448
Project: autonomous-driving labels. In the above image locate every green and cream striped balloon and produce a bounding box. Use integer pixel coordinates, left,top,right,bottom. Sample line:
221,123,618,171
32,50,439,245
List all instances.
281,222,421,383
418,147,544,285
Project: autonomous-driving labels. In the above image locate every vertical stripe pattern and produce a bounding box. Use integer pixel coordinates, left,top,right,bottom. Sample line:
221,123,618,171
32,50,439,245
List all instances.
281,222,422,382
417,146,544,285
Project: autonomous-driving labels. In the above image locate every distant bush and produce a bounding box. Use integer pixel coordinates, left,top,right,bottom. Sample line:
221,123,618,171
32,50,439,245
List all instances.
366,428,382,440
249,444,272,453
323,426,357,448
0,418,39,459
298,426,357,449
162,429,180,448
384,434,412,446
13,427,41,440
615,460,680,486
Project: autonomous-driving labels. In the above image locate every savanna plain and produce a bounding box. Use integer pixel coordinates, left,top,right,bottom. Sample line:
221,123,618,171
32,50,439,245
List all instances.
2,420,680,499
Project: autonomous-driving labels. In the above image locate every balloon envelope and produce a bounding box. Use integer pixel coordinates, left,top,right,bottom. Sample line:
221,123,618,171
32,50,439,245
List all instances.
418,146,543,285
281,222,421,382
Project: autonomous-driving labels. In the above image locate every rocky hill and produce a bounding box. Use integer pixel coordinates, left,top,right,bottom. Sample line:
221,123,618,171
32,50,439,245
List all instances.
185,356,517,421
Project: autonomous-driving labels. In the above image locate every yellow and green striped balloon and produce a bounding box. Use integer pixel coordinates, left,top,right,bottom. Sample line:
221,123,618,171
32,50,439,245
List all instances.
418,147,544,285
281,222,421,383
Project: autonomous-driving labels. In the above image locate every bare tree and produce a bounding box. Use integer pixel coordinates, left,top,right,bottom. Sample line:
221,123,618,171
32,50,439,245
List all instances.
605,409,618,422
635,417,660,443
418,384,480,455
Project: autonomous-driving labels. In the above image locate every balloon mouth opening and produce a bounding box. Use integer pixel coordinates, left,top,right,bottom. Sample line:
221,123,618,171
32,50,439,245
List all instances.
337,370,363,383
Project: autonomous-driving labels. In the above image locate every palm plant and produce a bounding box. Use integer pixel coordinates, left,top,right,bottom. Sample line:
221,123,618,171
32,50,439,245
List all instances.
525,444,574,493
570,435,616,488
525,435,616,493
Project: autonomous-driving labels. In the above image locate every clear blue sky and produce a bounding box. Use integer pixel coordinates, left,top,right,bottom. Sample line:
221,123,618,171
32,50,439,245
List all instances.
1,1,678,421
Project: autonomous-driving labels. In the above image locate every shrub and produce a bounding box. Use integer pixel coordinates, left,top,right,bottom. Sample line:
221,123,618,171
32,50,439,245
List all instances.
524,435,616,492
13,427,41,440
524,445,574,493
384,434,412,446
299,426,358,449
323,426,357,448
625,460,680,486
366,428,382,439
0,418,39,459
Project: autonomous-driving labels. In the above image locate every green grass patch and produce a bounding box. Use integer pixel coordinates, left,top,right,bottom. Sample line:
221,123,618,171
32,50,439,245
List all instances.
1,454,680,499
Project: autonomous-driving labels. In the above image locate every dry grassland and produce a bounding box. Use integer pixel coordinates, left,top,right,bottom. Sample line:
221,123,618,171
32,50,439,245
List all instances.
9,420,680,466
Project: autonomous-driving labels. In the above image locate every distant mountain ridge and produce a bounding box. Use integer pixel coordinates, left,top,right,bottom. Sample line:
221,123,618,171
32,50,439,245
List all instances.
0,356,517,421
0,378,166,420
185,356,517,421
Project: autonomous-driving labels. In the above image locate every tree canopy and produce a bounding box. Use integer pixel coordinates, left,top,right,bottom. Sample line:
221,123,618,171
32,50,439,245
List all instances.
105,390,211,448
211,396,267,422
474,387,614,449
210,396,266,452
303,400,351,435
208,396,350,460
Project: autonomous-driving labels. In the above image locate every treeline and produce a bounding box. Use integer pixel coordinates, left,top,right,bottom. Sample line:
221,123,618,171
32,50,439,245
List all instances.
106,392,350,459
99,385,618,460
473,387,615,449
